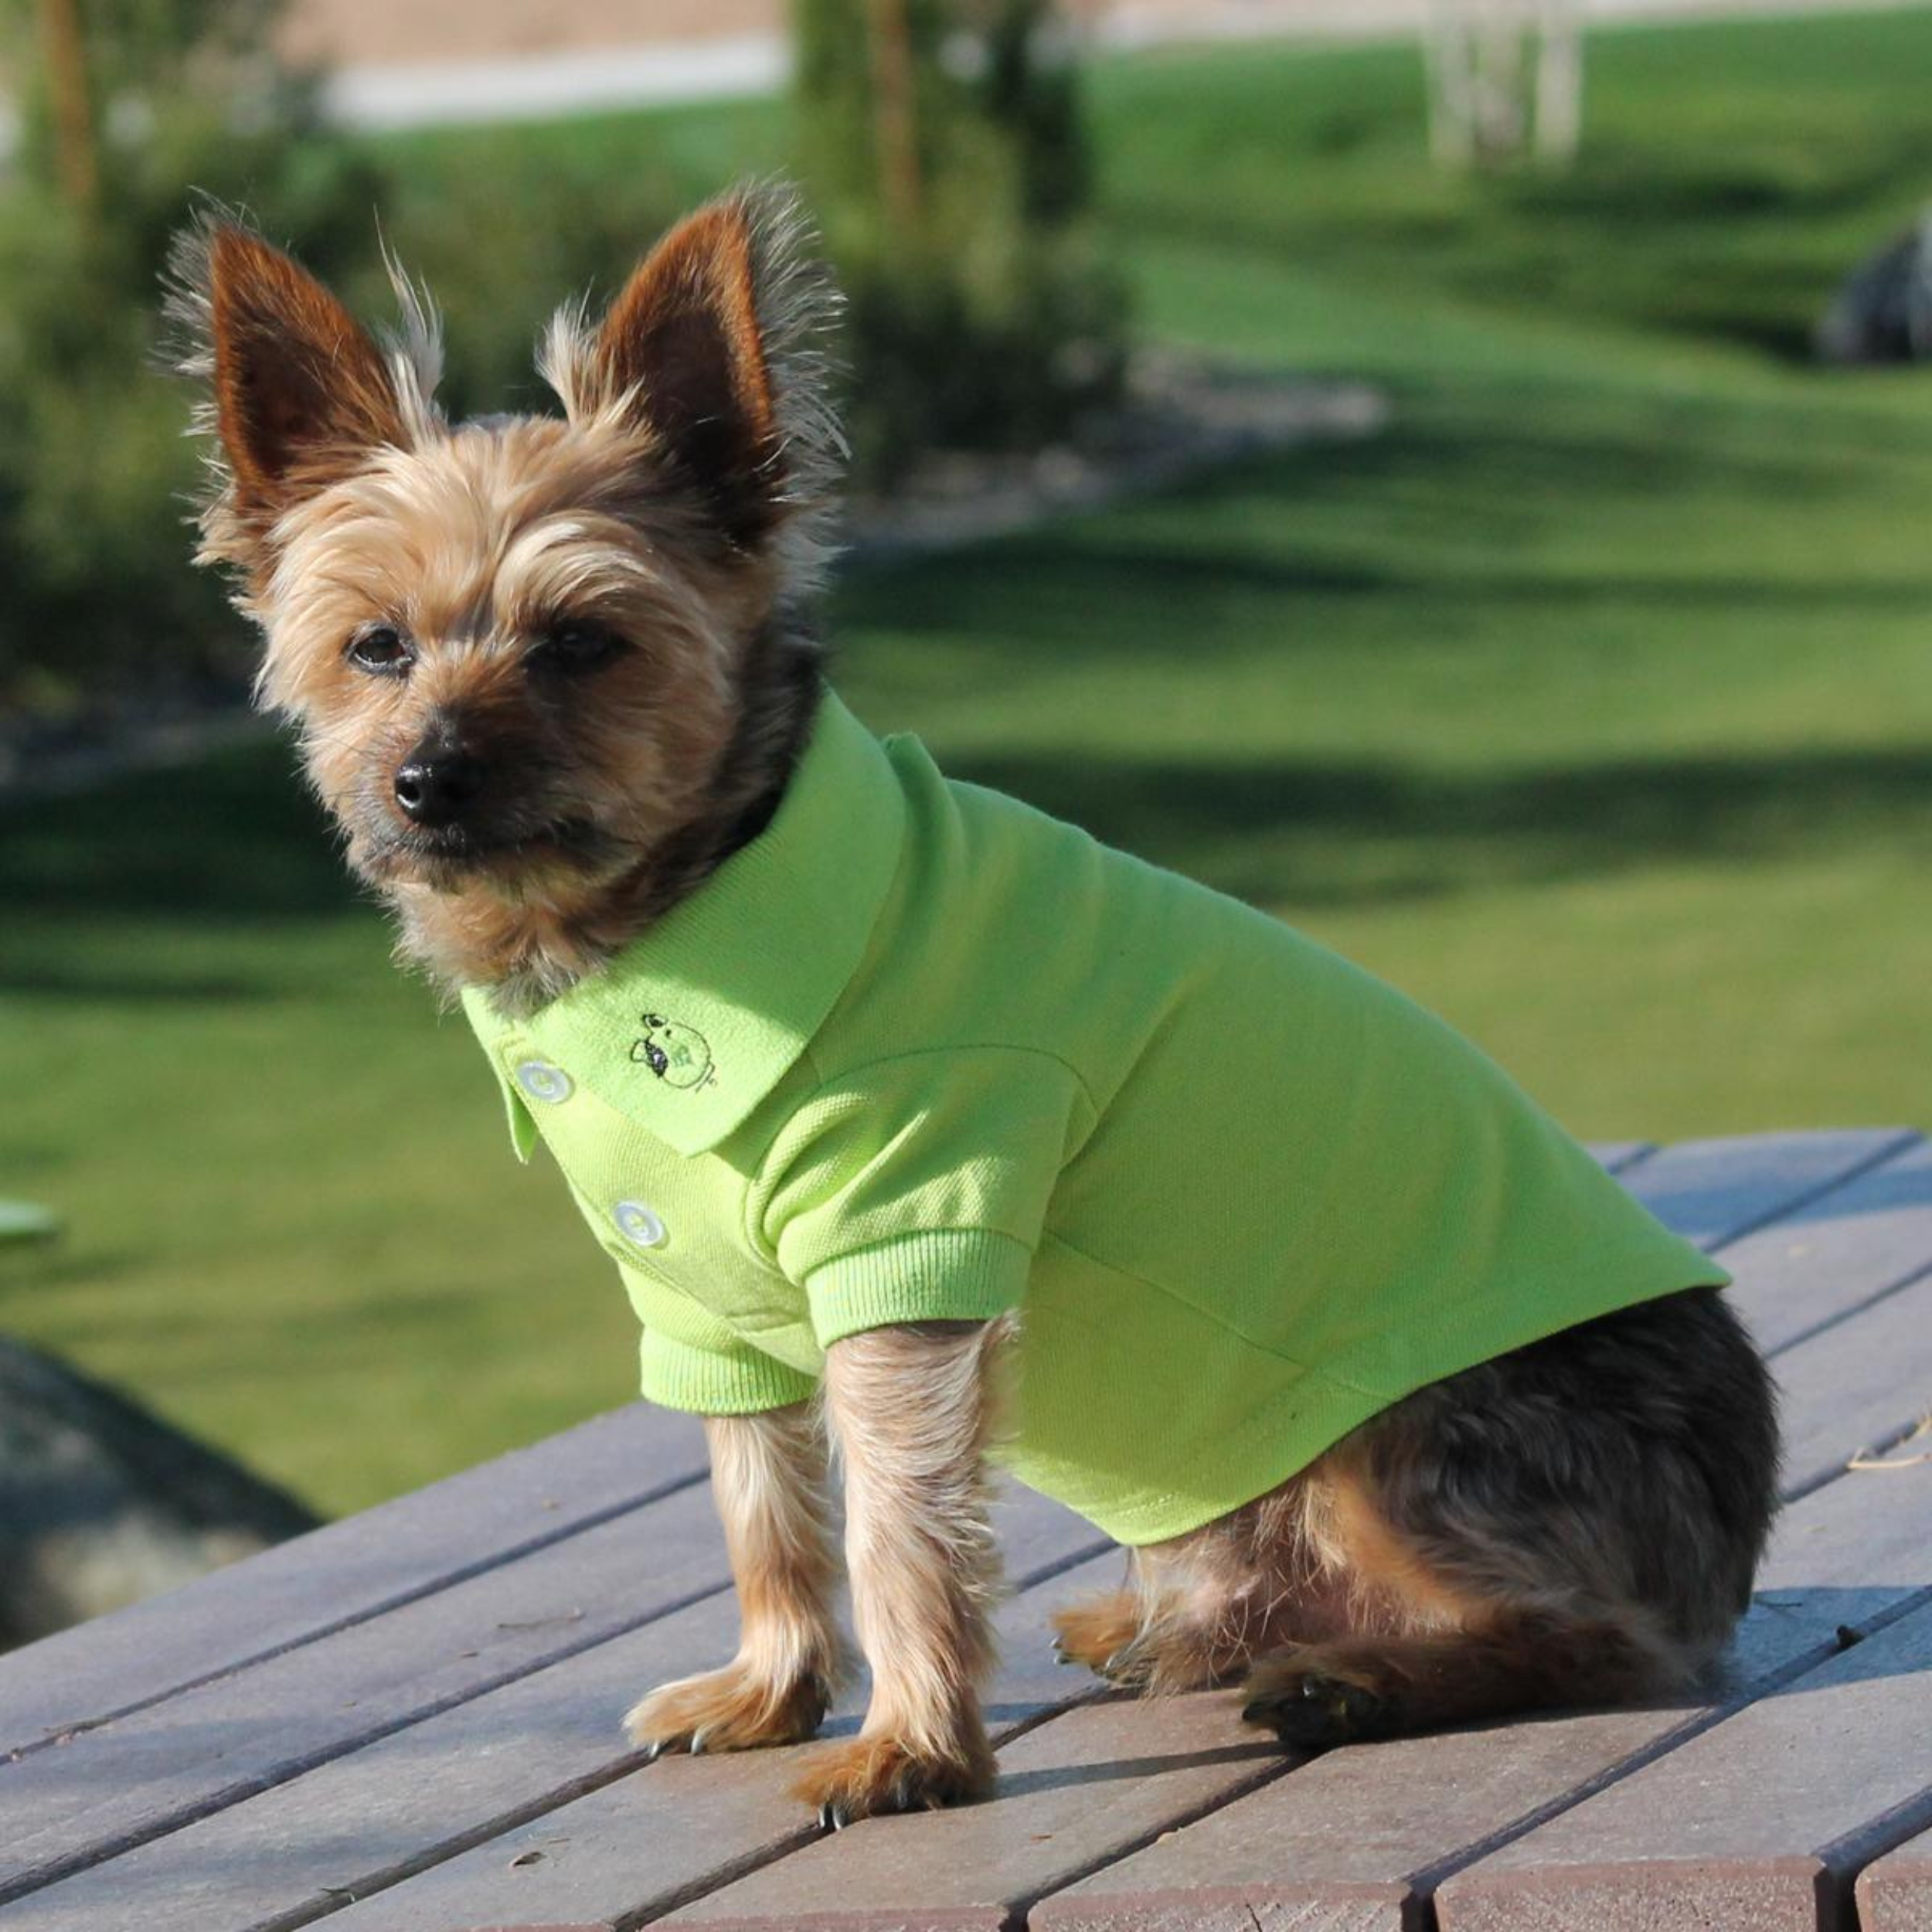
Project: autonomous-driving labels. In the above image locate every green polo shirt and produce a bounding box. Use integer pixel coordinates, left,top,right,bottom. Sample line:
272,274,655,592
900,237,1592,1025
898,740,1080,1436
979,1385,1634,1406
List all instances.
461,691,1726,1546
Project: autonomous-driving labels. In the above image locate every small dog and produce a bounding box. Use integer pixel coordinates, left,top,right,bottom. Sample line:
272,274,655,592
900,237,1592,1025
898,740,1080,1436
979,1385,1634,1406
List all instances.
168,185,1779,1828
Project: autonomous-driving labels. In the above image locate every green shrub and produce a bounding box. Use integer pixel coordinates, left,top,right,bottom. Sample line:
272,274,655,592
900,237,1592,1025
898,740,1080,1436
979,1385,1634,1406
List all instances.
0,0,699,706
794,0,1128,481
362,129,692,419
0,0,389,700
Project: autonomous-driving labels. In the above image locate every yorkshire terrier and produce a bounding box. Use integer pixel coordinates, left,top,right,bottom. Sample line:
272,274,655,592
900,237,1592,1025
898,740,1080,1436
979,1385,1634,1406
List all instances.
168,185,1778,1828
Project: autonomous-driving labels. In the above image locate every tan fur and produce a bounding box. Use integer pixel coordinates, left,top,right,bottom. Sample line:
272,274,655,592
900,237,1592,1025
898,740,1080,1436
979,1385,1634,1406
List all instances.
257,417,757,994
626,1406,845,1756
1055,1458,1363,1694
1054,1427,1698,1733
167,186,837,1009
792,1319,1007,1822
1318,1457,1485,1630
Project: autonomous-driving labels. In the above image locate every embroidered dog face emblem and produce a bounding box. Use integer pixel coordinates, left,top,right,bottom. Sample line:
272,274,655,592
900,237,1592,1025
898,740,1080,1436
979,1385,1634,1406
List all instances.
631,1013,714,1090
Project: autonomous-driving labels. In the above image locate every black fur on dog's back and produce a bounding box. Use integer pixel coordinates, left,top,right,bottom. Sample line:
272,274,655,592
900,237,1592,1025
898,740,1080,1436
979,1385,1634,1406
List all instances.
1062,1284,1778,1743
1357,1287,1780,1663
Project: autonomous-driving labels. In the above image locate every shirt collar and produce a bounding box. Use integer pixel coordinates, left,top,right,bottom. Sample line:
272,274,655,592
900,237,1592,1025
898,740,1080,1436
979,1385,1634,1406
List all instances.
464,689,906,1159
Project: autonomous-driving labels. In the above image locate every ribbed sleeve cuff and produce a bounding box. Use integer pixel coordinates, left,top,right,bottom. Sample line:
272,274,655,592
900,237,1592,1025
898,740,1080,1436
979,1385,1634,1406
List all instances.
806,1228,1032,1346
638,1330,819,1416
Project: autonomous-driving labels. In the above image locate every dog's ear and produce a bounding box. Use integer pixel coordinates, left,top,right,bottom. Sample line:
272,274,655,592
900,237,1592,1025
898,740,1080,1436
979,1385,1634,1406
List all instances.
594,197,783,545
171,219,407,550
551,188,841,553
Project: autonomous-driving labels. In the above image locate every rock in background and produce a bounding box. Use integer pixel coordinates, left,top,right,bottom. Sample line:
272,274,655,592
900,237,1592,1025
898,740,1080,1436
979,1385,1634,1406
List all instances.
1817,213,1932,364
0,1338,321,1648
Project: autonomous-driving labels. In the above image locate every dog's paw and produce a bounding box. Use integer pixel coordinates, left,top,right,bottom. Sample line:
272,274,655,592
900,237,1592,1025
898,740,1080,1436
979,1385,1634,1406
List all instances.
1051,1594,1236,1693
1240,1646,1396,1748
624,1662,831,1760
791,1730,995,1828
1050,1592,1147,1684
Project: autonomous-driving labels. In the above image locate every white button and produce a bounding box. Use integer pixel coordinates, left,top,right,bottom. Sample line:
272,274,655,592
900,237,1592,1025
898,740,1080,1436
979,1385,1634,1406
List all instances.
613,1200,666,1249
515,1059,573,1104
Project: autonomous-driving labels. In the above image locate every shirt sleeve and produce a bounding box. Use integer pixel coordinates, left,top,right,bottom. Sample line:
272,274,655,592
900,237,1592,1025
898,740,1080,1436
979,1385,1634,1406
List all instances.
615,1259,820,1415
753,1047,1093,1349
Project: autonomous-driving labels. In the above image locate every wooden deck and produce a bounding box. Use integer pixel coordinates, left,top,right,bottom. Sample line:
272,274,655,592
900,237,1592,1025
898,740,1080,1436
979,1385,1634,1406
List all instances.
2,1128,1929,1932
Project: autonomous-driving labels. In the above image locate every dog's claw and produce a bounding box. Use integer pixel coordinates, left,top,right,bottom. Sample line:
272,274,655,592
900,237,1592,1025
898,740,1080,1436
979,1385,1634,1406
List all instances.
688,1730,707,1757
818,1801,849,1832
640,1740,663,1765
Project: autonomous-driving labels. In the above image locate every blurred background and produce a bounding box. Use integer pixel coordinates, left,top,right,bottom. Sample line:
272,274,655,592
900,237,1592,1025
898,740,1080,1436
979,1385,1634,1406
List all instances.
1,0,1928,1632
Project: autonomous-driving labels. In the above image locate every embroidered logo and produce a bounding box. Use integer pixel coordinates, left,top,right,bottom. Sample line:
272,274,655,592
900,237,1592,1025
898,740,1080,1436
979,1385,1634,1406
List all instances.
631,1012,715,1090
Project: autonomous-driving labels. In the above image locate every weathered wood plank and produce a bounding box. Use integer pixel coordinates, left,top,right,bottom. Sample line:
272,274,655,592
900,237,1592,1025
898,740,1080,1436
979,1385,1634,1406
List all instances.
1772,1271,1932,1498
9,1129,1906,1929
659,1692,1284,1932
0,1397,1091,1907
1857,1821,1932,1932
1433,1595,1932,1930
2,1515,1108,1932
0,1401,709,1760
315,1552,1124,1932
1713,1133,1932,1355
1029,1443,1932,1932
0,1481,731,1906
636,1459,1932,1932
315,1365,1930,1932
1617,1128,1914,1250
988,1488,1113,1592
1749,1444,1932,1636
1033,1715,1672,1932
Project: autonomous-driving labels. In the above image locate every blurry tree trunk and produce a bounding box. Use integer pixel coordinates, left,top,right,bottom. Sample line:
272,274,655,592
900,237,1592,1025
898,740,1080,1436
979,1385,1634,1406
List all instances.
1427,0,1582,169
36,0,99,209
791,0,1126,479
868,0,924,227
1532,0,1581,161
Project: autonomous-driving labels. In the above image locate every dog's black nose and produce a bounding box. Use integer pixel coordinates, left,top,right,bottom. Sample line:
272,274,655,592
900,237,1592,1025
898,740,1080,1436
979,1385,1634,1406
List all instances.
394,745,485,827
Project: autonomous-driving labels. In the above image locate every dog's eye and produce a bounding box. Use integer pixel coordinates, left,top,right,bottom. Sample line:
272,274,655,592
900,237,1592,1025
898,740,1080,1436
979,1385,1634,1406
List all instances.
345,625,413,675
531,620,624,672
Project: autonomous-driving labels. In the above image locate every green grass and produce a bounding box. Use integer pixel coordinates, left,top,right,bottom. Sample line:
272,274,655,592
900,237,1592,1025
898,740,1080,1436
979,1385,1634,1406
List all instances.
6,9,1932,1515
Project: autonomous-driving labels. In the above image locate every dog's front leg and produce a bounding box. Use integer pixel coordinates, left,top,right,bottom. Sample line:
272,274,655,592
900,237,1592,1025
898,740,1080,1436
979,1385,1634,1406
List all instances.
626,1403,844,1757
794,1320,1002,1825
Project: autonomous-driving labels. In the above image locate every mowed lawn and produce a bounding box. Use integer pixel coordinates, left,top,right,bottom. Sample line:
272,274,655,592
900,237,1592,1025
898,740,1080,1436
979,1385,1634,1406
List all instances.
4,10,1930,1515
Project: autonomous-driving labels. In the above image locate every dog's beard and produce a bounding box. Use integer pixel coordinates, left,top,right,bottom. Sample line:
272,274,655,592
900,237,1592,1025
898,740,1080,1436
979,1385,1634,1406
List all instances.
351,811,628,899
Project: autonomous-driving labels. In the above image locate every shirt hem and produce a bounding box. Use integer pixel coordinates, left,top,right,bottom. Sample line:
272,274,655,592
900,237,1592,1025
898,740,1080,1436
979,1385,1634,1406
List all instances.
1046,1250,1730,1547
638,1337,820,1415
805,1228,1033,1345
